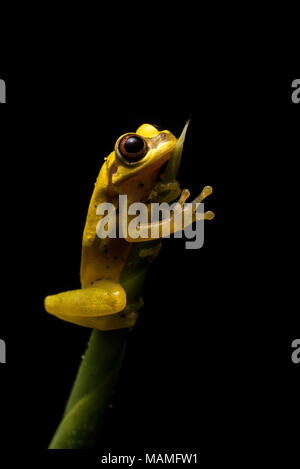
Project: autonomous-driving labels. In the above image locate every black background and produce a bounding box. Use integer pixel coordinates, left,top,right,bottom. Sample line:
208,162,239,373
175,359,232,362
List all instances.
0,44,299,466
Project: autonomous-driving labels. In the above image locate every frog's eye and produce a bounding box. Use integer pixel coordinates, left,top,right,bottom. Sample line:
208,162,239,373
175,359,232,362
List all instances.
117,134,148,164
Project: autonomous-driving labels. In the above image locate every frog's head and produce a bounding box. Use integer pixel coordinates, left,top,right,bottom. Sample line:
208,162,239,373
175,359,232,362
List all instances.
107,124,177,192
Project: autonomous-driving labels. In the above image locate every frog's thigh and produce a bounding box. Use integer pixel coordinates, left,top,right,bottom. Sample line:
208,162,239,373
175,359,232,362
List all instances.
44,280,126,319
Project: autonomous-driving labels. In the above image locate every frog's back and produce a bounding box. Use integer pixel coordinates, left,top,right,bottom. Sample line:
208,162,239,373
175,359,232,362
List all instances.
80,159,132,288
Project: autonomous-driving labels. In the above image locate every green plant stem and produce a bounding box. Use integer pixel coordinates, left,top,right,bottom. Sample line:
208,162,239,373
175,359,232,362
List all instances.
48,242,159,449
48,328,128,449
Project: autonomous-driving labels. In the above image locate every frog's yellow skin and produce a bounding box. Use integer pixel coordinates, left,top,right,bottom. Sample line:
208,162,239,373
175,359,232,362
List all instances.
44,124,213,331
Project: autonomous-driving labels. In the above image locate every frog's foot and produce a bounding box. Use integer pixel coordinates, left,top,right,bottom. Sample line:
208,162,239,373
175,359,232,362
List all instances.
124,186,214,243
44,280,127,330
178,188,191,206
191,186,215,220
193,185,213,203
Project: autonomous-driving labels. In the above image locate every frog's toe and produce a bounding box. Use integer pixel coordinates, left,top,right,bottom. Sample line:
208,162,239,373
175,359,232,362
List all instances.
193,186,213,204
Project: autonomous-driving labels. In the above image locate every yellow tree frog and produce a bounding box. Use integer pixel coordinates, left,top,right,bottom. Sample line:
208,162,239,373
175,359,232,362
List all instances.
44,123,214,331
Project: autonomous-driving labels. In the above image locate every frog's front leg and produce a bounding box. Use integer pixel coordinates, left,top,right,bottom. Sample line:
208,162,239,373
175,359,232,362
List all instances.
44,279,127,329
125,186,214,243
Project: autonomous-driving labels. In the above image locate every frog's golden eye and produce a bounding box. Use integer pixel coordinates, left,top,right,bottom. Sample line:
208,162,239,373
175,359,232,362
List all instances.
117,134,147,164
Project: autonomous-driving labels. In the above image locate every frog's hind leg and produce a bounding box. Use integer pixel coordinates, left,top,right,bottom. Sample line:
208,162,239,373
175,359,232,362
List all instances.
44,279,127,327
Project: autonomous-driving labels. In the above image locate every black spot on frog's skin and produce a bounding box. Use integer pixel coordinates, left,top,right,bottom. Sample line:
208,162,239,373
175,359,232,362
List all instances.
106,265,110,269
114,256,118,260
104,248,108,254
138,183,144,188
